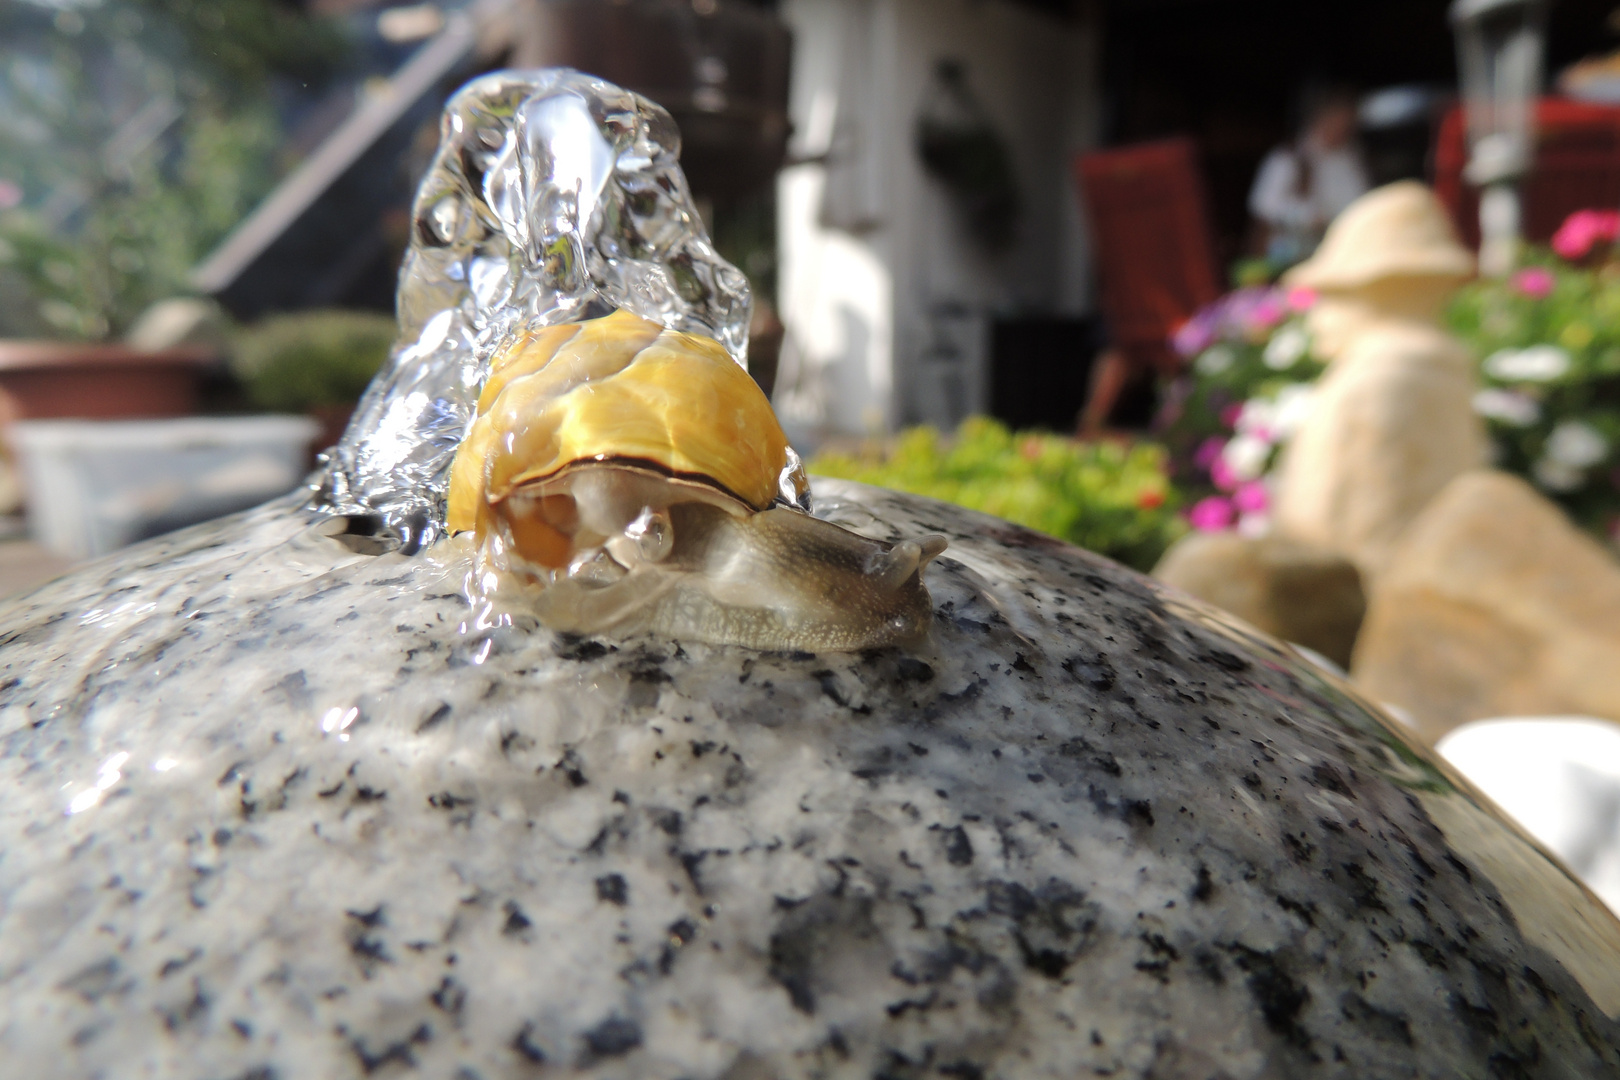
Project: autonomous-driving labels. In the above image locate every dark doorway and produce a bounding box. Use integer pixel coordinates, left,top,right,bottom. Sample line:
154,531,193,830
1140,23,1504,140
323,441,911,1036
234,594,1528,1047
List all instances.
988,316,1099,433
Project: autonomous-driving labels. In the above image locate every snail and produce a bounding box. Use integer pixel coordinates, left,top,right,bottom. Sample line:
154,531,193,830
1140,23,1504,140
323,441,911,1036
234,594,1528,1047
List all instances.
446,310,947,651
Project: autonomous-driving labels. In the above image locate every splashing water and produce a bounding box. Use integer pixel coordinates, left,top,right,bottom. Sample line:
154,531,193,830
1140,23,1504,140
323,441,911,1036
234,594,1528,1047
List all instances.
319,68,755,546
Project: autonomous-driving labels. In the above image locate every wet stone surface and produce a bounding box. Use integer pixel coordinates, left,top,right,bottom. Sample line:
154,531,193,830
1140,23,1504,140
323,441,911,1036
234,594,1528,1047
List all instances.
0,480,1618,1079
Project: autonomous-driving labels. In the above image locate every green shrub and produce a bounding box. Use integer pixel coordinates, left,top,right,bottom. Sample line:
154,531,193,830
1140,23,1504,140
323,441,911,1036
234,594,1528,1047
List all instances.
232,309,395,412
808,416,1186,572
1448,255,1620,538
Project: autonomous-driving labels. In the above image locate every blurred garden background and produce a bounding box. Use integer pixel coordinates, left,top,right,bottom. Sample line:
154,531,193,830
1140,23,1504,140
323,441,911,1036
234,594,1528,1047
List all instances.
4,0,1616,555
10,0,1620,825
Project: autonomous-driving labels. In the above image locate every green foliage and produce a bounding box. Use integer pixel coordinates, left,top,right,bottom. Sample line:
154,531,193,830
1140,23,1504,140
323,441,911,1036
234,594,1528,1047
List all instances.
129,0,349,96
1448,257,1620,538
709,190,777,308
808,417,1186,572
0,0,347,340
232,310,396,412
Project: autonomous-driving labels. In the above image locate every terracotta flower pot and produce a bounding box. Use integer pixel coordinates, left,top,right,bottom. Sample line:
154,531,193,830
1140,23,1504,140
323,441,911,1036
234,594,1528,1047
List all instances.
0,340,215,423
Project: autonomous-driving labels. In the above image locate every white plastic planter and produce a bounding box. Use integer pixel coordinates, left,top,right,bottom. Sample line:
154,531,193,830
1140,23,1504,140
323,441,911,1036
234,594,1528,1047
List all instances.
1438,717,1620,917
9,415,319,559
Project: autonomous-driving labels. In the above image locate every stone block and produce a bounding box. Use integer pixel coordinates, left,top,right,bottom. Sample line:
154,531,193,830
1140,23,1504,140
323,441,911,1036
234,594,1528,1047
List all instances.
1154,531,1366,669
1354,469,1620,740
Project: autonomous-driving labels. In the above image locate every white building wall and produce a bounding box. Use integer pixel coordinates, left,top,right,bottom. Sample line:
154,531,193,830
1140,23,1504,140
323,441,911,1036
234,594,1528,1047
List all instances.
773,0,895,442
775,0,1099,443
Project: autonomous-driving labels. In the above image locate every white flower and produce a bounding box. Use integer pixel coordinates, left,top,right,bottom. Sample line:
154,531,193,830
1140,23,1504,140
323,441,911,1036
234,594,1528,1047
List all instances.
1195,345,1235,376
1534,457,1586,492
1222,433,1272,481
1235,398,1276,437
1236,512,1271,539
1545,420,1609,468
1472,388,1541,427
1270,383,1316,440
1483,345,1571,382
1263,324,1309,370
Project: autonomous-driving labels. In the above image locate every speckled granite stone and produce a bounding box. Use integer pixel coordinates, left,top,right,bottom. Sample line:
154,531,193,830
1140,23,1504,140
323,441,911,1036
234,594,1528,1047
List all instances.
2,480,1618,1080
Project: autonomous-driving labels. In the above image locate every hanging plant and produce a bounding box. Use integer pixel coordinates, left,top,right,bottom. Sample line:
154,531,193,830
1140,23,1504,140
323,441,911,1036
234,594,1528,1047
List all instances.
914,59,1021,251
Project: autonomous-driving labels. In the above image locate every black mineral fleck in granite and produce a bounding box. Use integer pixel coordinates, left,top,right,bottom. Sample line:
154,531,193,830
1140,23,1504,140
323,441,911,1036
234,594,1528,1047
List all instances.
0,481,1617,1079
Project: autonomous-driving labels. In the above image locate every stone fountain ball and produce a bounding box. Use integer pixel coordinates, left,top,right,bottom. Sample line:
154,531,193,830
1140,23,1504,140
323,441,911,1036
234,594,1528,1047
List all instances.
1,481,1618,1080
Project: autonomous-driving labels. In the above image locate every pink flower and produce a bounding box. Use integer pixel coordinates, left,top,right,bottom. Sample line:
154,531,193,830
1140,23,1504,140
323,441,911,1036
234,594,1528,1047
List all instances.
1247,296,1285,331
1285,286,1317,312
1511,266,1554,299
1552,209,1620,261
1209,455,1239,492
1219,403,1244,429
1172,311,1217,357
1192,436,1226,470
1187,496,1236,532
1233,480,1269,515
0,179,20,211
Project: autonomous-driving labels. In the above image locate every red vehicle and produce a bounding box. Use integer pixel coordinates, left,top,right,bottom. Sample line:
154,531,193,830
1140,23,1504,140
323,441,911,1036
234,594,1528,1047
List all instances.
1435,97,1620,249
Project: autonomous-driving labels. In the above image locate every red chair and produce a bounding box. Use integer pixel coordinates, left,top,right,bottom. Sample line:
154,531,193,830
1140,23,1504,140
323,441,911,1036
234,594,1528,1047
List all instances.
1435,98,1620,249
1074,138,1222,429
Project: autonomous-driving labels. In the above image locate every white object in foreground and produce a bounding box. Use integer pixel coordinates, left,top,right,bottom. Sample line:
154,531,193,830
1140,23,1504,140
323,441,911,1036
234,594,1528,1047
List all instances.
1438,716,1620,916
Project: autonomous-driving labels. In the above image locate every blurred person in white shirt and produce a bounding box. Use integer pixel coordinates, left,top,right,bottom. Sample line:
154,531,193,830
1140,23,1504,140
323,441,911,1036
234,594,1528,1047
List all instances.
1249,87,1370,269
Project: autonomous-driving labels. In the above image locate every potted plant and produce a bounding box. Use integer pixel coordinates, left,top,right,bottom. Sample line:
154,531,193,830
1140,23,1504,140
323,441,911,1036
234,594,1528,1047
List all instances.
0,0,344,420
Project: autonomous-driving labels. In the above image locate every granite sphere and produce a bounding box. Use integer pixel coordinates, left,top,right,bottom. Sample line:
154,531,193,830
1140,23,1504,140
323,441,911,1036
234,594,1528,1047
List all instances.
1,481,1617,1079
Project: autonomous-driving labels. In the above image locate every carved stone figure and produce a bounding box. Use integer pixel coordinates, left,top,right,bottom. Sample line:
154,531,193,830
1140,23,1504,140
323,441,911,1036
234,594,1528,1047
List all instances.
1271,181,1488,581
1356,469,1620,738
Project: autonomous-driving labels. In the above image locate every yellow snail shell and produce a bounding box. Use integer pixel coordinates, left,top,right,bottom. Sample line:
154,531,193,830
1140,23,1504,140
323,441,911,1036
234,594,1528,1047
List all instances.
446,310,947,650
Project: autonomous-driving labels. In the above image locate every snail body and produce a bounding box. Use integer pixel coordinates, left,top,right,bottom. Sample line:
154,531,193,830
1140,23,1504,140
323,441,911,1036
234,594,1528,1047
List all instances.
447,310,945,650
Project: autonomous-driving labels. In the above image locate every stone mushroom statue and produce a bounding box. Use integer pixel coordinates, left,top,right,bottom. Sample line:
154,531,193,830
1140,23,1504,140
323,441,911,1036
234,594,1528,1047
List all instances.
1270,181,1488,581
1156,182,1485,668
1166,181,1620,739
1261,184,1620,738
1355,467,1620,738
